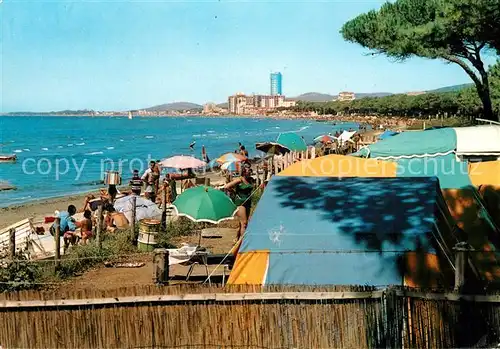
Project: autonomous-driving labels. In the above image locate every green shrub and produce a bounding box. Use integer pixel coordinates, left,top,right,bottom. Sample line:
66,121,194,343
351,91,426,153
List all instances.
0,255,43,292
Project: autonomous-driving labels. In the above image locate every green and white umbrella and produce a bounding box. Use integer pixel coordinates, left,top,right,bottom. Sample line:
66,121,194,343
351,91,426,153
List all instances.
172,186,238,224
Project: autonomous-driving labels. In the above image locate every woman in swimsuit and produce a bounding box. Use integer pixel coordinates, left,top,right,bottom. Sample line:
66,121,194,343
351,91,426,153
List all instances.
224,166,255,241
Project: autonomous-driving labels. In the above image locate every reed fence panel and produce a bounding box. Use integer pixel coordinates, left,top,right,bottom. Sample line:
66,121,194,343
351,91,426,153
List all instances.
1,286,500,348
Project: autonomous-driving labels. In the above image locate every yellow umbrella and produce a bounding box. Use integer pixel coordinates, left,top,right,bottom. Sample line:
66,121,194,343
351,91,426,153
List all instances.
278,154,398,178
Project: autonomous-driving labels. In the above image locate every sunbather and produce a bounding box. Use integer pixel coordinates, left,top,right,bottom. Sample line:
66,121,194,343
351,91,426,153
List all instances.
104,203,129,232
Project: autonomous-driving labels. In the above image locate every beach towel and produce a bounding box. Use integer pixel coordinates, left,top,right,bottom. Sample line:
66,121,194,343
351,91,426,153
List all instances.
167,244,198,265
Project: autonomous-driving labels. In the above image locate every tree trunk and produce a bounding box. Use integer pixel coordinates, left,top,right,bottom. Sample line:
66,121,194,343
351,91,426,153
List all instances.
476,84,495,121
443,54,499,122
475,69,496,121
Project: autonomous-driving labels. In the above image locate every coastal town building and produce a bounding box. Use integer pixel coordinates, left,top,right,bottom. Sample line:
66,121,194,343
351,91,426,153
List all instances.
281,100,297,108
228,93,295,115
270,72,283,96
202,103,227,115
338,91,356,101
406,91,426,96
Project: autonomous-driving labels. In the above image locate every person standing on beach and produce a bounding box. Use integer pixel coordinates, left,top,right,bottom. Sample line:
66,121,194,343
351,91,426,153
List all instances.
129,170,143,196
240,145,249,157
142,161,157,202
154,160,161,196
224,166,255,241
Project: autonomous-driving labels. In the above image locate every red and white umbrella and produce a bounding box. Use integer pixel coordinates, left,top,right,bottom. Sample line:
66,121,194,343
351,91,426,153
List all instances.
160,156,206,169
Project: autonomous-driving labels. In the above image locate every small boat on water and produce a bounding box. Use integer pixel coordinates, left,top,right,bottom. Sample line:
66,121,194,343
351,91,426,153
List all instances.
128,111,133,120
0,154,16,163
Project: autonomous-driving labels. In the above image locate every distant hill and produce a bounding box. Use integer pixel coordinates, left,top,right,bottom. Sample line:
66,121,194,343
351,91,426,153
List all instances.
144,102,202,112
217,102,228,109
292,92,337,102
426,83,473,93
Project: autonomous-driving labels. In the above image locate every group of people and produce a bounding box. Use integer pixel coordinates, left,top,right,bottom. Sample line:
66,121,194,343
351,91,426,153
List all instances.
52,189,131,250
51,143,260,250
130,160,195,206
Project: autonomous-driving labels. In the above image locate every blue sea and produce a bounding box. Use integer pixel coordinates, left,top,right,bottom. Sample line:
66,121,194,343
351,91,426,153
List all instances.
0,115,358,207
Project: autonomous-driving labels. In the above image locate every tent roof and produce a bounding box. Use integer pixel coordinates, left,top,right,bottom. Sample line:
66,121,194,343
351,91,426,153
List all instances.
357,126,500,159
338,130,356,143
276,132,307,152
395,153,472,189
454,125,500,156
278,154,397,178
357,128,456,159
236,176,454,286
379,130,399,140
469,160,500,188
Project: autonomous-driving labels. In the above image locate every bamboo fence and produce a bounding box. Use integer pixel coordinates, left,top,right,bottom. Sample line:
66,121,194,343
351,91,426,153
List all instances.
1,285,500,348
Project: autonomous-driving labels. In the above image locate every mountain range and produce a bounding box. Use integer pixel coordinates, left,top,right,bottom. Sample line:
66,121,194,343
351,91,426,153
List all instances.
3,84,474,115
143,101,202,112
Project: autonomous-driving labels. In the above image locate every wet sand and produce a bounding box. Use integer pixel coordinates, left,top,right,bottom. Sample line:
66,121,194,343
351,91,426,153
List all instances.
1,192,92,229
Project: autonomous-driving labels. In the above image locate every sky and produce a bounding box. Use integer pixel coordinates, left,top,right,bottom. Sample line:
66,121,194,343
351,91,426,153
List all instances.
0,0,492,112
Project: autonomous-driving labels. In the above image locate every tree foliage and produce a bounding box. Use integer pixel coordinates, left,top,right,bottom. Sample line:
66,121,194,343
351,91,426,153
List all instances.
341,0,500,121
295,61,500,119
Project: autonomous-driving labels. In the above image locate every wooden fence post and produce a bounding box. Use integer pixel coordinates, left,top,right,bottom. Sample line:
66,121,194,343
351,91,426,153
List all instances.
9,228,16,260
162,185,167,230
96,204,103,250
131,195,137,235
54,217,61,269
454,242,469,291
153,248,169,285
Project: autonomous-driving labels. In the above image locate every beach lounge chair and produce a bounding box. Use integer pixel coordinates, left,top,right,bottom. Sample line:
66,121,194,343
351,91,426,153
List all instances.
0,219,57,260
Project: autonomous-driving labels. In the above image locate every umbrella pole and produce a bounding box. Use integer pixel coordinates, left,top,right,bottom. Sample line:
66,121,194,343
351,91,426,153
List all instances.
162,182,167,230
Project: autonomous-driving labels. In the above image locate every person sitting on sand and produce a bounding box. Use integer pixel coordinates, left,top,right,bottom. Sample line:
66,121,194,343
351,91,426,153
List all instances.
104,203,129,233
50,205,80,251
79,210,93,245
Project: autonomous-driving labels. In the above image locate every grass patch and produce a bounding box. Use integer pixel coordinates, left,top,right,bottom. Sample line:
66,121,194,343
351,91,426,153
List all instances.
56,230,136,279
0,230,137,292
156,218,198,248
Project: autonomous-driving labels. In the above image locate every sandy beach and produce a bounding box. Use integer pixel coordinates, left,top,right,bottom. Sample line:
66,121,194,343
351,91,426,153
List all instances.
0,192,92,229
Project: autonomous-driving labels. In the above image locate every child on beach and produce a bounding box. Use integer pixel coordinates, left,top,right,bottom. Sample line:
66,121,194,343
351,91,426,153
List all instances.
80,210,93,244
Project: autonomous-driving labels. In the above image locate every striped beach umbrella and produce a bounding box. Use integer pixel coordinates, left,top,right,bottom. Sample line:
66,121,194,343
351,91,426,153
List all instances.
216,152,247,164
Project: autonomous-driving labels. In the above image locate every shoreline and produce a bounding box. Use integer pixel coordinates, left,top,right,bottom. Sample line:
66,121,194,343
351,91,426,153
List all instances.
0,192,95,229
0,172,225,229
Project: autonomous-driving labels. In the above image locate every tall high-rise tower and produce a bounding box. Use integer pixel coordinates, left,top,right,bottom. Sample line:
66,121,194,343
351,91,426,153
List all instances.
270,72,283,96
